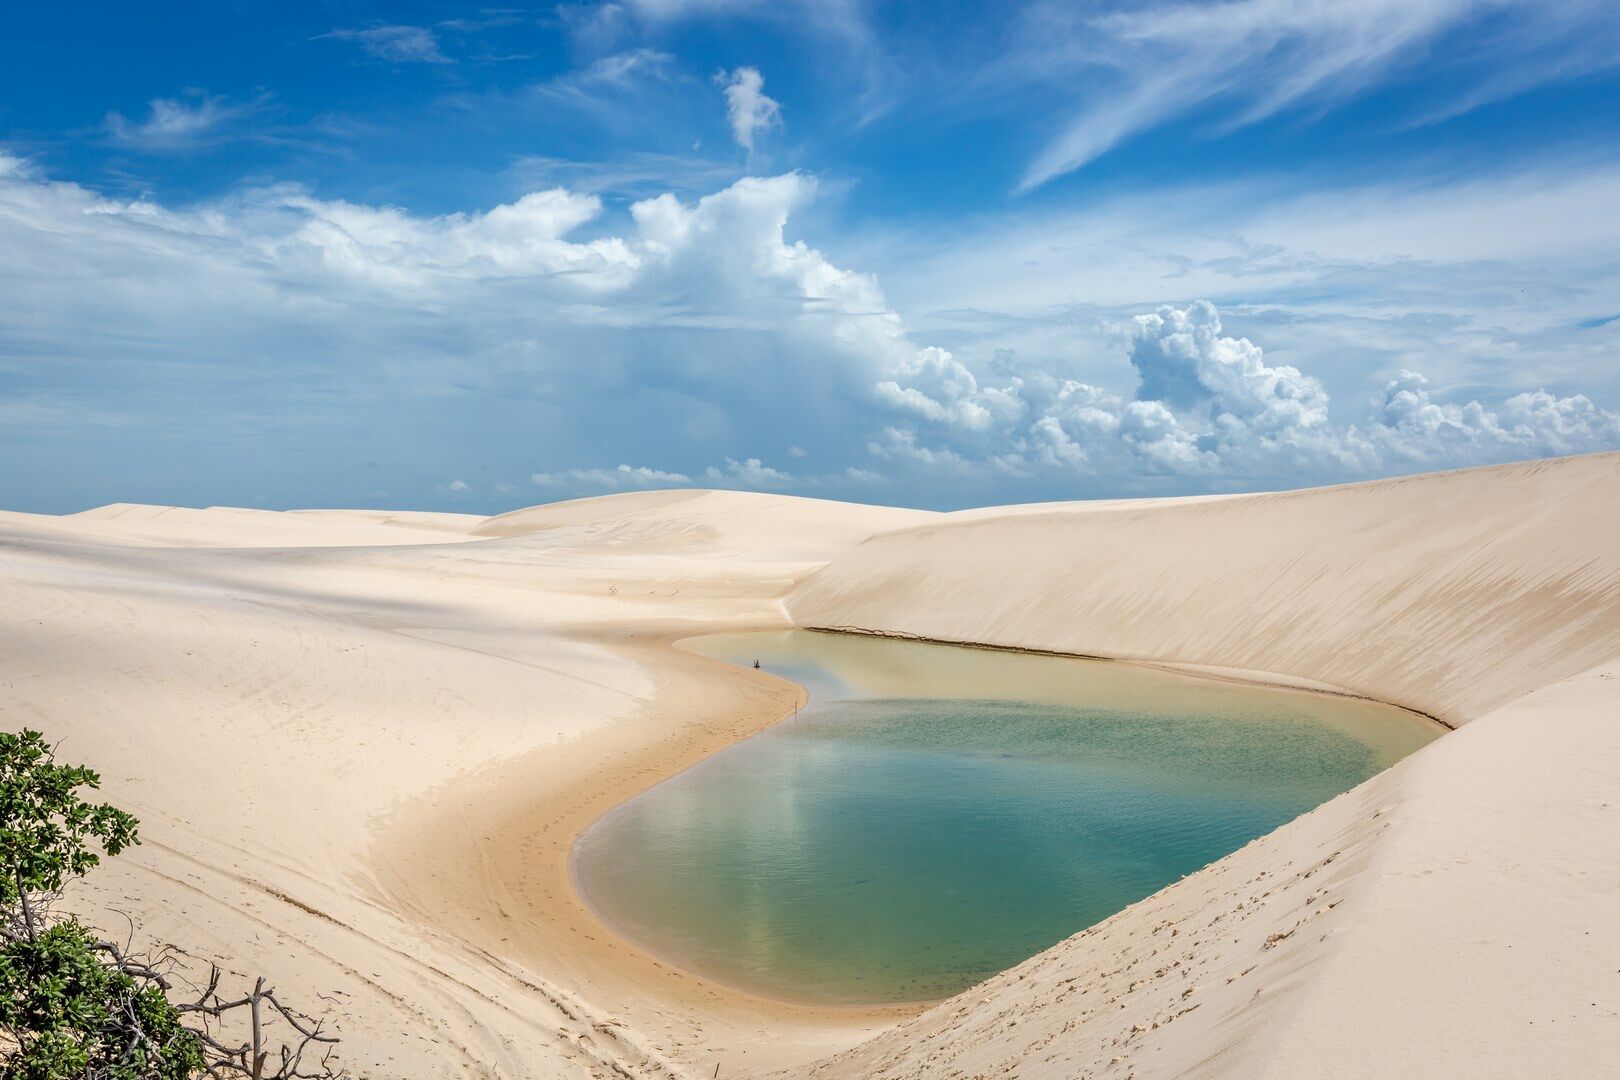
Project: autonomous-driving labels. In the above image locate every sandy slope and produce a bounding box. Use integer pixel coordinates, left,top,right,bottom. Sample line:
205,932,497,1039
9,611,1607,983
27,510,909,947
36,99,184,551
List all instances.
780,662,1620,1080
1,455,1616,1078
0,492,935,1078
783,452,1620,1078
789,453,1620,725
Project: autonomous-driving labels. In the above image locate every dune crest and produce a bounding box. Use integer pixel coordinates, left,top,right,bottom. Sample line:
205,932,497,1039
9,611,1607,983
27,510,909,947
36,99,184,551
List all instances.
790,452,1620,725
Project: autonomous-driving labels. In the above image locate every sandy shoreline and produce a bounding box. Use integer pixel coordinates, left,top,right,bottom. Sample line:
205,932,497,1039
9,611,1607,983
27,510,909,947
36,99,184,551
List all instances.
0,491,937,1077
558,633,930,1017
369,623,925,1066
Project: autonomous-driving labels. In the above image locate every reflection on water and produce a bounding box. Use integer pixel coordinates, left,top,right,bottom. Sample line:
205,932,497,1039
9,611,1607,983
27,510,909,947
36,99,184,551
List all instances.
571,630,1441,1006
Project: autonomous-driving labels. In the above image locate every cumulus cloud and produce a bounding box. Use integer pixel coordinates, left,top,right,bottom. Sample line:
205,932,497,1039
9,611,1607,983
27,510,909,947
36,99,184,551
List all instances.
0,148,1614,513
863,299,1620,487
0,153,901,509
322,25,451,64
1369,371,1620,464
272,186,638,290
876,347,1007,430
704,457,791,487
717,67,782,152
1130,300,1330,430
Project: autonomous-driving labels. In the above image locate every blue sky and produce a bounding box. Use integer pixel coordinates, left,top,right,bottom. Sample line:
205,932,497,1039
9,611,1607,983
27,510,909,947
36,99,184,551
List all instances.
3,1,1620,513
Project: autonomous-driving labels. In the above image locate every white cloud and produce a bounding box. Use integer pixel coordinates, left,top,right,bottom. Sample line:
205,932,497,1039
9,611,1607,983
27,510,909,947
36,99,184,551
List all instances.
863,300,1619,486
857,159,1620,431
875,347,986,428
1007,0,1620,189
532,464,692,489
532,48,674,108
105,93,260,150
270,186,638,290
529,457,792,494
447,479,470,492
704,456,791,487
717,67,782,152
0,149,1614,512
866,427,986,476
323,25,451,64
1369,370,1620,464
1129,301,1330,436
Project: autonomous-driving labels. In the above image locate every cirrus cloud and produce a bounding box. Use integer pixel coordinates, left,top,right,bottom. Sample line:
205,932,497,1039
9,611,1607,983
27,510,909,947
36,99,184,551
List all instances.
1008,0,1620,189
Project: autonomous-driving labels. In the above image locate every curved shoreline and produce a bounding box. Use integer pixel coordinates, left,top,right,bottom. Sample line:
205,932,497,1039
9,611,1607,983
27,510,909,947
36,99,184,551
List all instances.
553,625,1450,1020
558,631,950,1016
365,621,925,1077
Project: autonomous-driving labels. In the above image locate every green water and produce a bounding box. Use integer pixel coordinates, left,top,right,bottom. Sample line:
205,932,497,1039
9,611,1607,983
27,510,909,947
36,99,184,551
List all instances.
571,630,1441,1006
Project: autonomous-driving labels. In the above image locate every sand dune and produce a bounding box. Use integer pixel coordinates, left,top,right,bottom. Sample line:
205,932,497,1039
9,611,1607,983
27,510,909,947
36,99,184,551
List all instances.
472,488,936,561
3,502,488,548
784,451,1620,1078
2,458,1616,1078
790,452,1620,725
0,491,925,1078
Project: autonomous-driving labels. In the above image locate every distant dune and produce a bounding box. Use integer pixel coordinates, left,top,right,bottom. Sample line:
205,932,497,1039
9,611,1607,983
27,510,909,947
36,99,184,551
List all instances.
2,501,485,547
472,488,937,561
0,457,1615,1078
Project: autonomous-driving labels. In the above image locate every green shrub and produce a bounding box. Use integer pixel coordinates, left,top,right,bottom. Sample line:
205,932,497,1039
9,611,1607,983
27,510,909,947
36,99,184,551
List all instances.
0,730,340,1079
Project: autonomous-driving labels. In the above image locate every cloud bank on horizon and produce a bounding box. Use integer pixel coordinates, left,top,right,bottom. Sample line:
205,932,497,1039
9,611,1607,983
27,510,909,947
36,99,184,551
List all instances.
1,1,1619,512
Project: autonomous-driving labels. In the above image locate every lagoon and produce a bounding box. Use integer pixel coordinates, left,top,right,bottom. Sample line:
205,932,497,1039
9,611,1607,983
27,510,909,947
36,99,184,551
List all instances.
571,630,1441,1006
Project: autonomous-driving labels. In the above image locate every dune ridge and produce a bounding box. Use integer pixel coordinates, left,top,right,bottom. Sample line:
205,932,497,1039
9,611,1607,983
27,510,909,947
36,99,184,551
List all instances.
789,452,1620,725
0,457,1615,1077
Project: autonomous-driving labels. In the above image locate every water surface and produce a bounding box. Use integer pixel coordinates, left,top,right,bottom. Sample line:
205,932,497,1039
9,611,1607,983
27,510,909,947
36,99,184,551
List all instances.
572,630,1440,1006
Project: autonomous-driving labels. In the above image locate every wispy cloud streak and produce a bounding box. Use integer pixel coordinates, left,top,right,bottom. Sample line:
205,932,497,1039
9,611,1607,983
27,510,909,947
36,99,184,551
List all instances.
1009,0,1620,190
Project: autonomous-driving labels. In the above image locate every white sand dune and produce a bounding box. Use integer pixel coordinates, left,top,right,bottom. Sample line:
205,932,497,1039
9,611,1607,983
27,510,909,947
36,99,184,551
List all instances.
4,502,486,548
472,488,935,562
784,451,1620,1078
790,452,1620,724
1,455,1616,1078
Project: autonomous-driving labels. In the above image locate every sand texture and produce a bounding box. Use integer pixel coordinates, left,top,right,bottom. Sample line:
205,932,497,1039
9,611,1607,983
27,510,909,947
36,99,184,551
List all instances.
789,452,1620,725
1,455,1616,1077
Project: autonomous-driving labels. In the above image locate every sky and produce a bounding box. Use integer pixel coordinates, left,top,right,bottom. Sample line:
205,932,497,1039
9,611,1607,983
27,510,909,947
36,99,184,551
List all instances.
3,1,1620,514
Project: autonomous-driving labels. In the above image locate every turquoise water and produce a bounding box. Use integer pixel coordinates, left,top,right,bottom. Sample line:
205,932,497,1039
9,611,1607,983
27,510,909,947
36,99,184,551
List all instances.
571,630,1441,1006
